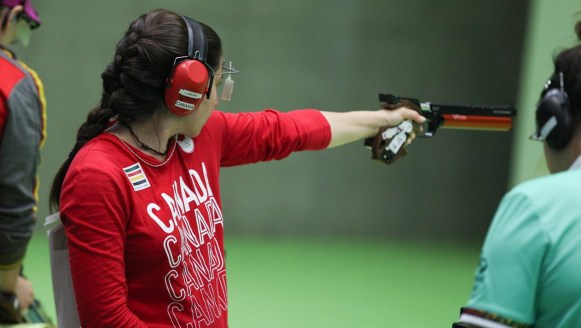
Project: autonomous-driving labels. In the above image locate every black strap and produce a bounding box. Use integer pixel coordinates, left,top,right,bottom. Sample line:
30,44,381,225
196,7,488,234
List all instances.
181,15,207,62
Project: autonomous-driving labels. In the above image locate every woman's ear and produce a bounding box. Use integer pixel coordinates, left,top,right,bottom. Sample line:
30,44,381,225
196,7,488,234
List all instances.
6,5,24,25
1,5,22,35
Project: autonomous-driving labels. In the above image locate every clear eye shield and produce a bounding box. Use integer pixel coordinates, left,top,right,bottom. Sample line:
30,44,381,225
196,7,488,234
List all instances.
216,60,239,101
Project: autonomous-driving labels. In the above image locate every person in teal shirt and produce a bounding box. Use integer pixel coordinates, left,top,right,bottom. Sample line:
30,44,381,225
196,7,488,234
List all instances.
454,19,581,328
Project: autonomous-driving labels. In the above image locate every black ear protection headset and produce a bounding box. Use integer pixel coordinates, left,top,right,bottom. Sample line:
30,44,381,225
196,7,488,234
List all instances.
533,72,574,150
164,15,215,116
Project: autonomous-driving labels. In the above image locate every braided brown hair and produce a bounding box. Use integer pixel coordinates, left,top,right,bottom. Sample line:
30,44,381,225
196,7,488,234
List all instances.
49,9,222,210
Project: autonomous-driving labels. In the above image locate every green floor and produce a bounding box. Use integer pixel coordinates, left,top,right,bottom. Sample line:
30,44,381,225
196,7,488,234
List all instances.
24,233,480,327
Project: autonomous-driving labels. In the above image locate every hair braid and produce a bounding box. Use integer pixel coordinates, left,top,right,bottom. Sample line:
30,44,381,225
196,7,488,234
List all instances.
50,8,223,210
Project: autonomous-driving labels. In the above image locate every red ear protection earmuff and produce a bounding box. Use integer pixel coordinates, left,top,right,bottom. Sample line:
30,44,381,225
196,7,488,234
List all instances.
164,15,214,116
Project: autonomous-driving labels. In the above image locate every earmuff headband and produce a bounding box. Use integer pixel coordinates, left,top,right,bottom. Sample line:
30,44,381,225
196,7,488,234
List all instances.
179,15,213,98
181,15,207,62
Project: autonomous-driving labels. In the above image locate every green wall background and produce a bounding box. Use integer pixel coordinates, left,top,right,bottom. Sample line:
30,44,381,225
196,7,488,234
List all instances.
17,1,531,241
11,2,581,326
511,0,581,185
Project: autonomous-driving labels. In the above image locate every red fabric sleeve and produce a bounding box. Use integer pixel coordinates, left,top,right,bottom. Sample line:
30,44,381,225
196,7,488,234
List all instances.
205,109,331,167
60,158,148,328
